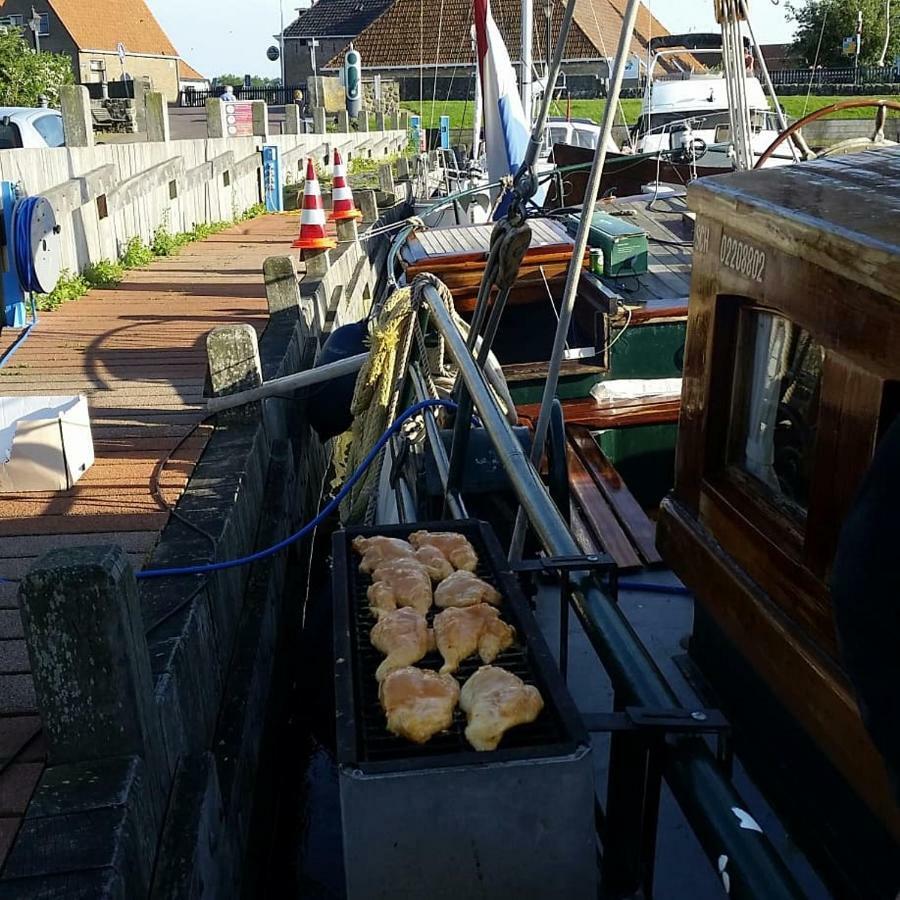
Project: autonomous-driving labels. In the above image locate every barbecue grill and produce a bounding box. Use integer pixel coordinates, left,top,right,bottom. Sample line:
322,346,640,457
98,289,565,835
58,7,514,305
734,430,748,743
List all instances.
333,519,596,899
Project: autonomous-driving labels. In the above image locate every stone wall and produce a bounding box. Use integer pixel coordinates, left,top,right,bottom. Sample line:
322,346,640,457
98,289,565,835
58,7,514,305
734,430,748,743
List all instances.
362,78,401,113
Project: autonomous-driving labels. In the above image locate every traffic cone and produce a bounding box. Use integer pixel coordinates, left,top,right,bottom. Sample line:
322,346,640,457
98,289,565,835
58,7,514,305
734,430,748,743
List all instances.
329,149,362,222
292,158,337,250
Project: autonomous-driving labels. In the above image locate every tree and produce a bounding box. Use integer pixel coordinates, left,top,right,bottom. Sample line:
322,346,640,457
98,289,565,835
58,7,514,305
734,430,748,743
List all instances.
0,26,73,107
786,0,900,67
211,73,281,89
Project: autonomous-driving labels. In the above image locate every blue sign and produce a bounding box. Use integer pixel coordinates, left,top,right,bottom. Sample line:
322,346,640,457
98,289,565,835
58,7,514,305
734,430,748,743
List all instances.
439,115,450,150
410,114,422,152
262,145,283,213
0,182,25,327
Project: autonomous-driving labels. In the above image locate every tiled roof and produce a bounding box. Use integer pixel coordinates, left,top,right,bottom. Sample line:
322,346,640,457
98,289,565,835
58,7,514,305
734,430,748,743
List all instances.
325,0,694,72
178,60,207,82
284,0,395,38
42,0,180,55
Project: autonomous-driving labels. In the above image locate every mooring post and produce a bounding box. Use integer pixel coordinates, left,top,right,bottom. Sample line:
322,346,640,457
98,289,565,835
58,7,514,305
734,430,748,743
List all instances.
263,256,301,315
284,103,301,135
251,100,269,138
378,163,395,196
336,110,349,133
357,189,378,224
396,156,410,181
206,98,227,138
375,110,385,132
336,217,359,244
389,110,400,131
19,546,168,823
59,84,94,148
313,106,327,135
302,248,332,279
398,110,409,132
357,110,369,133
207,324,264,422
145,91,171,143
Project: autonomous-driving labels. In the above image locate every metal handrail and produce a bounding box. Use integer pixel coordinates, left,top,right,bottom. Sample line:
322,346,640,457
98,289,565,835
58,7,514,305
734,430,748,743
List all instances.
420,282,806,900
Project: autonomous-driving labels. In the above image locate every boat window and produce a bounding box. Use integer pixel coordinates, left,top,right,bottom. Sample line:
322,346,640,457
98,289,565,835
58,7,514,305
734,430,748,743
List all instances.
728,309,824,516
0,121,22,150
548,125,569,148
573,128,596,150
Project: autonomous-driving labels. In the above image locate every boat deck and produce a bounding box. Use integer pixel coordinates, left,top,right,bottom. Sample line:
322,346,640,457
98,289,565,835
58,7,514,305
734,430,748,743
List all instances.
0,213,304,870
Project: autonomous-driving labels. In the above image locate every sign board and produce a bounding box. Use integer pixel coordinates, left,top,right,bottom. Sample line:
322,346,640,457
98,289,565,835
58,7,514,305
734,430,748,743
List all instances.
262,145,283,213
117,42,126,62
409,114,424,153
224,101,254,137
243,74,252,90
439,114,450,150
267,45,280,62
842,36,858,56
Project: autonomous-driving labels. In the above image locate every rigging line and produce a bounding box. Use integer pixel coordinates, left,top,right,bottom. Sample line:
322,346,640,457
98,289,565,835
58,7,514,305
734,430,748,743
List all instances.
803,6,828,118
429,0,447,149
539,265,569,351
420,0,425,126
584,0,631,133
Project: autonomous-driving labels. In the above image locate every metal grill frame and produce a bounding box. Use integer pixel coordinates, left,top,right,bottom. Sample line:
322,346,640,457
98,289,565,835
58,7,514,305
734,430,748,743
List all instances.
332,519,588,774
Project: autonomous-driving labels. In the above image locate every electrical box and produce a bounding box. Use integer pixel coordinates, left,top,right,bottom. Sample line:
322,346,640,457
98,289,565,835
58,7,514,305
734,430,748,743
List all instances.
566,211,649,277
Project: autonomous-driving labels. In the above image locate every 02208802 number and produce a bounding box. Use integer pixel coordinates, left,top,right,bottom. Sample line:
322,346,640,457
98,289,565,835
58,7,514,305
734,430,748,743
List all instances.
720,234,766,283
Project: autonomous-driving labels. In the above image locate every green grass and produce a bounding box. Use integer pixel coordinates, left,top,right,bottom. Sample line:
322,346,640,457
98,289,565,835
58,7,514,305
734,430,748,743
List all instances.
402,94,899,132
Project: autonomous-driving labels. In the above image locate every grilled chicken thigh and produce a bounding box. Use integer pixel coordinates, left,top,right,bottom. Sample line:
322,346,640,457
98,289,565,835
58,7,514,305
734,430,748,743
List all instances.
367,558,433,618
434,570,502,608
459,666,544,751
409,530,479,572
434,604,516,674
370,608,435,682
379,666,460,744
353,536,417,573
411,544,454,582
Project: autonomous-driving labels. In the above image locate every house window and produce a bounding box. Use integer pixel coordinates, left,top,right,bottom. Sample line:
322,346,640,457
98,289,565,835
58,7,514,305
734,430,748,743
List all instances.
728,308,824,516
89,59,106,83
0,14,24,27
37,12,49,36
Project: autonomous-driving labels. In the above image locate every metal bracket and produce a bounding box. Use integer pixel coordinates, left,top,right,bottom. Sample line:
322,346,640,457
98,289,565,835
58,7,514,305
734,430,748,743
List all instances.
511,552,615,576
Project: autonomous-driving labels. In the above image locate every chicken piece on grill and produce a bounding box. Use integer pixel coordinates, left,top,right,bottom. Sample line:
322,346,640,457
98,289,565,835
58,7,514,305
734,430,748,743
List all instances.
379,666,460,744
433,604,516,674
434,570,502,609
367,558,433,618
411,544,454,582
352,536,416,573
409,530,479,572
459,665,544,751
370,608,435,682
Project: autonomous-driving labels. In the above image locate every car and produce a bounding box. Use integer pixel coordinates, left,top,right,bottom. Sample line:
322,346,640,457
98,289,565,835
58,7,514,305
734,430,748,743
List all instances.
0,107,65,149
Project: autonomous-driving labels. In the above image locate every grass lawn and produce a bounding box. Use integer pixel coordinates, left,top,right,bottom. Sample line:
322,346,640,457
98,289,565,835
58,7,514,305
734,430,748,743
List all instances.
402,95,899,132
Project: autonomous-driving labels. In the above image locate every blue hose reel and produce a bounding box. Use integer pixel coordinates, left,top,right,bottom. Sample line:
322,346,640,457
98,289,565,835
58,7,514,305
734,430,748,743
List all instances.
1,181,61,327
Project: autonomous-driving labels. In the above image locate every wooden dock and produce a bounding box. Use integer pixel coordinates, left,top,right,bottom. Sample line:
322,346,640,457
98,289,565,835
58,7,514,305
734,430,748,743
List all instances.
0,213,302,869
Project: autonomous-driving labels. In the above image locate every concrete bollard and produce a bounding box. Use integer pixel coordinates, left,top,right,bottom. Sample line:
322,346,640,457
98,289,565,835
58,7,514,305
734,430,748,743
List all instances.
206,98,227,139
313,106,327,135
357,110,369,133
252,100,269,138
336,110,349,133
59,84,94,148
19,546,167,820
378,163,395,195
336,217,359,243
303,248,332,279
134,76,152,133
397,156,410,180
207,324,263,422
389,111,400,130
146,91,170,142
263,256,301,315
399,110,409,131
375,111,385,132
284,103,302,135
357,189,378,224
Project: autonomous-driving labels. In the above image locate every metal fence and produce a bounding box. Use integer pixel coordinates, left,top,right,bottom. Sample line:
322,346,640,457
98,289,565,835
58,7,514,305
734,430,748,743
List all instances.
179,86,306,107
769,65,900,86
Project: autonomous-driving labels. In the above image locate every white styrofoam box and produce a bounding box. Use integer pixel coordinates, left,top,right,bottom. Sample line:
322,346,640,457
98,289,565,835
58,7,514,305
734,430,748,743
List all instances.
0,395,94,493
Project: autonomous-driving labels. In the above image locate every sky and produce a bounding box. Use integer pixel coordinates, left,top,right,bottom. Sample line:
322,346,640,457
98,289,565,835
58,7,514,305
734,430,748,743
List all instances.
148,0,797,80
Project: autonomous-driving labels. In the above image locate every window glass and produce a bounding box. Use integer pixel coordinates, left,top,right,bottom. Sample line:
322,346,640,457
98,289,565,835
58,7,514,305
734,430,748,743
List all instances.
548,125,568,147
38,12,49,36
0,121,22,149
729,309,824,515
33,113,64,147
573,127,596,149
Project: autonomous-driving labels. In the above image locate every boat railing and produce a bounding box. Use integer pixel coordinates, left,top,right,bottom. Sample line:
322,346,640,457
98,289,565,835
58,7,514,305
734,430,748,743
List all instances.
411,281,808,899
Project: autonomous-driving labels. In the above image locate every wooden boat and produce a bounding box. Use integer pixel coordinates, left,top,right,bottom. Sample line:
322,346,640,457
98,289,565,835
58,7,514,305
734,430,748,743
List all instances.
657,147,900,895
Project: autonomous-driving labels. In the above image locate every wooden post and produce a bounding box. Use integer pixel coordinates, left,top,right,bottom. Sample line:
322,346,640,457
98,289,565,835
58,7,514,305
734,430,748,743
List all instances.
357,189,378,224
59,84,94,148
19,546,167,820
145,91,170,143
284,103,301,135
206,324,263,422
263,256,301,315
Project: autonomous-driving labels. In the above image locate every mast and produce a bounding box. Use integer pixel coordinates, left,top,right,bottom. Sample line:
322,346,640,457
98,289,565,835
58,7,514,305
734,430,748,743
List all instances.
521,0,534,118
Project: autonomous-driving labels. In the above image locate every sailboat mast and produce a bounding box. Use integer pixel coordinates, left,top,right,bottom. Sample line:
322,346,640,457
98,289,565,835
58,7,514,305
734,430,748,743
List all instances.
521,0,534,118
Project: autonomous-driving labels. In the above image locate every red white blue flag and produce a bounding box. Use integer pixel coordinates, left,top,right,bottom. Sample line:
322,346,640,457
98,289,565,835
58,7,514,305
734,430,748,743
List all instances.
473,0,530,189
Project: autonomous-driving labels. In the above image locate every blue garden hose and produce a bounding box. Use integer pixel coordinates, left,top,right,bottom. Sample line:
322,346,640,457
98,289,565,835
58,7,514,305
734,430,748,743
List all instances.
136,398,459,580
0,198,42,369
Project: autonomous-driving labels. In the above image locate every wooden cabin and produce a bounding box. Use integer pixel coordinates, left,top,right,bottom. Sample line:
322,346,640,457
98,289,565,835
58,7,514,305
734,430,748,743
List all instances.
657,148,900,892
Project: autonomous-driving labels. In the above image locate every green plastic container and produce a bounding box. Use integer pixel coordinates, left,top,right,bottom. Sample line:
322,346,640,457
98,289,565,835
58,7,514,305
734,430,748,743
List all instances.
566,211,649,277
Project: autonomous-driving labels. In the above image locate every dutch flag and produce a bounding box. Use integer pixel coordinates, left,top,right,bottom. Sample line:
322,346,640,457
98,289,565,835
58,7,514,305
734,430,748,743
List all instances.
473,0,530,211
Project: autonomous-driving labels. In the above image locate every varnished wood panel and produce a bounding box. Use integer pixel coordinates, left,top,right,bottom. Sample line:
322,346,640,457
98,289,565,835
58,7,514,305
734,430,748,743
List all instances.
658,497,900,841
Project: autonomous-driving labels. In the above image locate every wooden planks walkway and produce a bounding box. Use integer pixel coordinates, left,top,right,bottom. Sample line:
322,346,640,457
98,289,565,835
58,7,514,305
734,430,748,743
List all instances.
0,212,303,871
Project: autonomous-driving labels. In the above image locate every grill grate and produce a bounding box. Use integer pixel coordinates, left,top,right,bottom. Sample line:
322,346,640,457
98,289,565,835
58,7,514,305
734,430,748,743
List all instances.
333,520,587,772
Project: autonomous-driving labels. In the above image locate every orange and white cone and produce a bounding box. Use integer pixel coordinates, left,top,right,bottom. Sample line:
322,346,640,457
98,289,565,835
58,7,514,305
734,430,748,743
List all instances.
292,158,337,250
329,148,362,222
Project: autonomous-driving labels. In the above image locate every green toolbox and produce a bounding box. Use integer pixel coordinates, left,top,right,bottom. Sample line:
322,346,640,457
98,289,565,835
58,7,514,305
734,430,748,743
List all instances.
566,211,649,277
